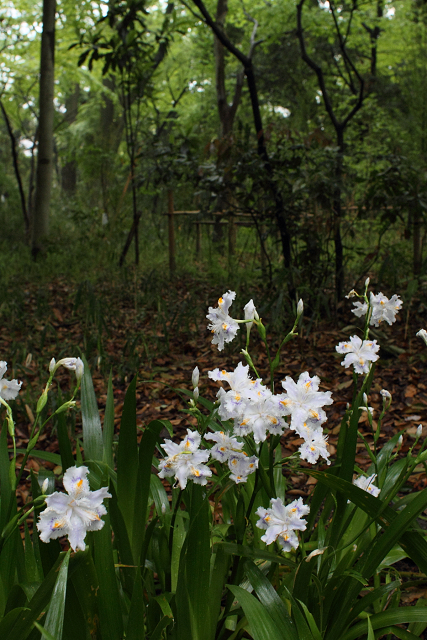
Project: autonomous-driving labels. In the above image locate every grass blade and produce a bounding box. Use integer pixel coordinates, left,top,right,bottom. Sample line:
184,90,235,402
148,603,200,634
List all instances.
227,585,286,640
245,560,298,640
176,485,212,640
42,549,71,640
102,371,115,470
81,356,103,461
132,420,165,562
116,376,138,539
341,608,427,640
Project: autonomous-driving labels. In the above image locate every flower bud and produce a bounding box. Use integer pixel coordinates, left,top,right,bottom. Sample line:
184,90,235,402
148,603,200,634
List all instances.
37,389,48,414
363,392,368,406
365,277,370,287
417,424,423,439
380,389,391,399
41,478,49,494
397,435,403,448
6,414,14,437
60,358,78,370
417,329,427,346
193,387,199,401
297,299,304,318
192,366,199,388
244,299,258,335
49,358,56,373
75,357,84,382
55,400,77,414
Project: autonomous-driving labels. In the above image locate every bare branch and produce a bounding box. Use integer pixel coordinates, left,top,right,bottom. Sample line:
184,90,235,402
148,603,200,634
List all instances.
296,0,340,132
0,99,30,235
329,0,364,89
191,0,249,66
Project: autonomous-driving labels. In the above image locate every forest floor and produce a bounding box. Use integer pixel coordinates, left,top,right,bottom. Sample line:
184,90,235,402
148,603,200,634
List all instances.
1,275,426,473
1,275,427,604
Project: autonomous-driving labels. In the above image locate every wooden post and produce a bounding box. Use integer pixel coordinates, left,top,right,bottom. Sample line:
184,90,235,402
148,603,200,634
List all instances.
260,222,266,277
228,213,236,270
168,190,176,275
196,221,201,259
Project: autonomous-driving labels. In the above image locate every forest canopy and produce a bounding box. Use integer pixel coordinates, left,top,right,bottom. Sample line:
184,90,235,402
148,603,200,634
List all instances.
1,0,426,301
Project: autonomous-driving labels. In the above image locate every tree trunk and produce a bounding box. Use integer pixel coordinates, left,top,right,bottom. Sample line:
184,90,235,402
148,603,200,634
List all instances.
32,0,56,259
333,128,344,302
0,100,30,238
212,0,244,245
61,83,79,195
214,0,243,139
99,76,125,214
296,0,365,301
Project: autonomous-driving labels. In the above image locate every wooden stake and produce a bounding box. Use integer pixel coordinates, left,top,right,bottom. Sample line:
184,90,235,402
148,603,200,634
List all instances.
196,221,201,259
228,214,236,266
168,190,176,275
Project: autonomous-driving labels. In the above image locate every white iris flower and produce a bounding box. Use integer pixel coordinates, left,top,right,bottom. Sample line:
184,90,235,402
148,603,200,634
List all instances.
352,292,402,327
256,497,309,551
158,429,212,490
227,451,258,483
336,335,379,374
204,430,244,462
352,473,380,498
37,466,111,552
278,372,333,432
206,291,239,351
0,361,22,401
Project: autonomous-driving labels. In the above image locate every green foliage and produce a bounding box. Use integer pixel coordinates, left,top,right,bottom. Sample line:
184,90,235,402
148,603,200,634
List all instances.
1,0,427,300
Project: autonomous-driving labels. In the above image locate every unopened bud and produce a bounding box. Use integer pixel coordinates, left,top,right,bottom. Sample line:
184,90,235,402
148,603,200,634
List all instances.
6,414,14,437
193,387,199,401
60,358,78,370
417,329,427,346
75,357,84,382
192,366,199,388
244,299,258,334
37,389,48,413
297,299,304,318
161,503,167,515
49,358,56,373
417,424,423,439
397,435,403,448
363,393,368,406
55,400,77,414
241,348,256,370
38,475,55,495
365,277,370,287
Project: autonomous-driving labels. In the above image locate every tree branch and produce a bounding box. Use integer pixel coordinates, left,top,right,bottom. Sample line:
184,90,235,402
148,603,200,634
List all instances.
0,99,30,236
296,0,340,133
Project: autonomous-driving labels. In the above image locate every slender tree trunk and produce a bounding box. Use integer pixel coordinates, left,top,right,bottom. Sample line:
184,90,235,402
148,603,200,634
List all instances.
61,83,79,195
214,0,243,139
32,0,56,259
27,127,38,223
212,0,243,245
0,100,30,238
191,0,294,293
296,0,365,300
333,128,344,301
